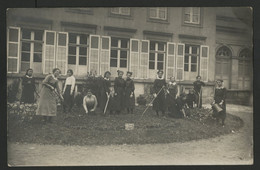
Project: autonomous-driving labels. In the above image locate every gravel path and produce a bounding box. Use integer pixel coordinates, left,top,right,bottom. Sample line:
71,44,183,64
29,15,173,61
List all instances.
8,104,253,166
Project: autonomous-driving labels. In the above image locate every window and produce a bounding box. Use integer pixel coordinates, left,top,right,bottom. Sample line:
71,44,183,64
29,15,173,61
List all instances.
184,7,200,24
149,41,166,70
68,33,88,66
238,48,252,90
110,37,129,68
21,28,43,72
149,8,167,20
111,7,130,16
184,45,199,72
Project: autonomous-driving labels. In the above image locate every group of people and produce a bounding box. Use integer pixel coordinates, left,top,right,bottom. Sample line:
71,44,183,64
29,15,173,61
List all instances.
19,68,227,126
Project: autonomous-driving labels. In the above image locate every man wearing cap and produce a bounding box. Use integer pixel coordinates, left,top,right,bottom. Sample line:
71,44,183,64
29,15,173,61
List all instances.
193,75,205,108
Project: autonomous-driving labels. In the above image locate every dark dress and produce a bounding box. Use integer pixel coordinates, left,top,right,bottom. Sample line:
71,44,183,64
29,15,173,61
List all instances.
152,78,167,113
168,96,185,118
99,78,111,112
125,78,135,110
186,93,196,108
193,80,205,108
213,87,227,123
114,77,126,112
20,76,36,104
166,82,178,114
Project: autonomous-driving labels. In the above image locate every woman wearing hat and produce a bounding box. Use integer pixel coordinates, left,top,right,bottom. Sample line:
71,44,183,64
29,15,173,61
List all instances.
99,71,112,113
193,75,205,108
212,79,227,126
114,70,126,114
125,71,135,114
152,70,167,116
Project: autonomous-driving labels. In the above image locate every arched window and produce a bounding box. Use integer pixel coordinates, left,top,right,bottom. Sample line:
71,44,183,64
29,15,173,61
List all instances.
215,46,232,89
238,48,252,90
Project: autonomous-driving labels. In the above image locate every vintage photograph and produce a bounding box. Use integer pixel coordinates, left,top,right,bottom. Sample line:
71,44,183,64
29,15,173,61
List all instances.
6,7,253,166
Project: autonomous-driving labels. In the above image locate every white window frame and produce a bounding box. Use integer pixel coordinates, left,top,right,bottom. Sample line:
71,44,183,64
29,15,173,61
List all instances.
166,42,176,80
184,45,199,73
149,41,166,71
129,38,140,78
43,30,56,74
110,38,130,69
111,7,131,16
149,7,167,20
184,7,200,24
100,36,111,75
7,27,20,73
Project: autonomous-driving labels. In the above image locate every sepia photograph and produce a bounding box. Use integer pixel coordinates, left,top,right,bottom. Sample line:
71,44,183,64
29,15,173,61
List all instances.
6,7,253,166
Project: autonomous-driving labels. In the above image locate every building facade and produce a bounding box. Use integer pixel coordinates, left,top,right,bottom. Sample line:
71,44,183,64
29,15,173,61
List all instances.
6,7,253,105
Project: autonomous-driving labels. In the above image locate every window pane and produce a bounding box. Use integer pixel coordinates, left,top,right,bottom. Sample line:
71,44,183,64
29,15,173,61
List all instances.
79,47,87,55
68,55,76,64
110,59,117,67
184,14,190,22
184,64,189,71
111,38,118,47
69,33,77,44
33,53,42,62
178,45,184,55
192,46,198,54
142,41,148,52
202,47,208,57
121,8,130,15
46,32,55,45
149,53,155,60
69,46,76,55
150,41,156,51
111,8,120,14
150,8,157,18
192,15,199,23
158,43,165,51
184,7,191,14
9,29,18,42
8,58,18,72
132,40,138,52
184,55,189,63
34,30,43,41
80,34,87,44
22,42,31,52
8,43,18,57
111,50,117,58
158,53,164,61
157,62,164,70
191,64,197,72
168,44,174,55
58,34,67,46
159,10,166,19
193,7,200,15
120,50,127,59
21,52,30,61
191,56,197,63
22,29,31,39
102,38,109,49
121,39,128,48
149,61,155,69
91,36,99,48
79,57,87,65
120,60,127,68
21,62,30,72
34,43,42,52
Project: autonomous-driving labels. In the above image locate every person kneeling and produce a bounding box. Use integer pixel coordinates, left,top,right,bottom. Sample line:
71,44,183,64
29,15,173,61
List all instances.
83,89,98,115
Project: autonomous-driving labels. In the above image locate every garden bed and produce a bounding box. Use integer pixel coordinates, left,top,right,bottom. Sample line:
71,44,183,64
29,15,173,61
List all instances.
7,104,243,146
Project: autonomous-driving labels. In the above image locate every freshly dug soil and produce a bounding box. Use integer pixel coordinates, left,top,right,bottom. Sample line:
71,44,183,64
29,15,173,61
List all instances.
7,105,243,146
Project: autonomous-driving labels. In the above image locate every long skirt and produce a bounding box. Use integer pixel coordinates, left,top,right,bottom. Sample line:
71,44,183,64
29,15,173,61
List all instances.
153,92,166,112
114,88,125,112
125,91,135,109
21,85,35,103
36,86,57,117
63,85,74,111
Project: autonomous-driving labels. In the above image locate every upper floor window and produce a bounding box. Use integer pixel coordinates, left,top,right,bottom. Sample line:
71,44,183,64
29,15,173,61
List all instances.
111,7,130,16
184,7,200,24
149,7,167,20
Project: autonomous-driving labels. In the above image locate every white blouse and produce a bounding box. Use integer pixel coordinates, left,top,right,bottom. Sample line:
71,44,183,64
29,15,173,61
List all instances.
63,75,76,93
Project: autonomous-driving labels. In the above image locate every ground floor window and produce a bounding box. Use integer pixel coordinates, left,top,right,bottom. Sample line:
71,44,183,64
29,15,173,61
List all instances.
110,37,129,69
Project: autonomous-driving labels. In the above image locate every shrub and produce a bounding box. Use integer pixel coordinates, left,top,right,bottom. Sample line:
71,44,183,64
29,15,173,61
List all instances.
137,95,147,106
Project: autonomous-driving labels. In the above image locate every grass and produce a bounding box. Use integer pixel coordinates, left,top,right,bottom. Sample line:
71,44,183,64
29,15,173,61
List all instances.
7,105,243,146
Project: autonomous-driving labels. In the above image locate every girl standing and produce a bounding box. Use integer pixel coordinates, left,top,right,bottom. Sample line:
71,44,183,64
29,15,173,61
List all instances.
62,69,76,113
20,68,38,104
125,71,135,114
152,70,167,116
212,79,227,126
36,68,63,123
114,70,126,114
100,71,112,113
166,76,178,116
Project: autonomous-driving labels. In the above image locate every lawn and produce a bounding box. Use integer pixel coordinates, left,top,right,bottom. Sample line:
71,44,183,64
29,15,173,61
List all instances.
7,104,243,146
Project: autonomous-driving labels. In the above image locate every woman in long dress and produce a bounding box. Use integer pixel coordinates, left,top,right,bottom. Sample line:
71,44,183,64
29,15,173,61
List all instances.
212,79,227,126
99,71,111,113
152,70,167,116
36,68,63,123
20,68,38,104
114,70,126,114
62,69,76,113
166,76,178,117
125,71,135,114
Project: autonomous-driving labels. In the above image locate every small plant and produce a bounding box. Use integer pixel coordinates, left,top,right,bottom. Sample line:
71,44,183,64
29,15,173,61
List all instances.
137,95,147,106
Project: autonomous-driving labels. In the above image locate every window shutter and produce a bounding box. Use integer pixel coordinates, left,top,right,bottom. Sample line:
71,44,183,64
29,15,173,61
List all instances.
176,43,185,81
200,45,209,82
7,27,20,73
89,35,100,75
56,32,68,75
43,30,56,74
130,39,139,78
139,40,149,79
166,42,176,79
100,36,111,76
